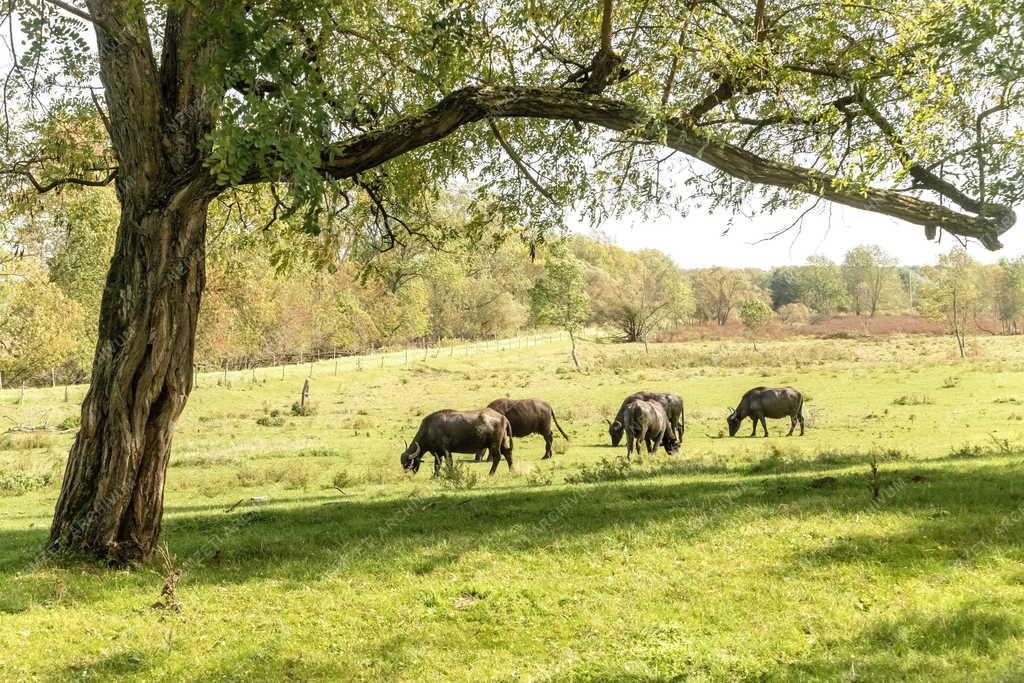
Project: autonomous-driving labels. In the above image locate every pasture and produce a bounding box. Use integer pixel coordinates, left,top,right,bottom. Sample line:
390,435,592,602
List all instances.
2,333,1024,681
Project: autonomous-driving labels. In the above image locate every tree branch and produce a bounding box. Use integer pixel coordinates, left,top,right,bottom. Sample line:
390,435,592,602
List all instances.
4,167,118,193
240,86,1015,249
43,0,118,36
855,93,1013,230
486,118,556,203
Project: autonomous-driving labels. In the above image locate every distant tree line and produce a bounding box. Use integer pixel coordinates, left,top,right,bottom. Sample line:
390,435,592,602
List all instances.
2,188,1022,384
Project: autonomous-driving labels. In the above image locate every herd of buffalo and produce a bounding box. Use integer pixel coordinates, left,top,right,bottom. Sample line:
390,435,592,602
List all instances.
400,387,807,476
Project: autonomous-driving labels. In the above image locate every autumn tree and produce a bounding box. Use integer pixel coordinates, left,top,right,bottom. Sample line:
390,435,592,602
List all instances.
0,260,83,384
2,0,1020,561
739,298,773,350
590,249,692,343
692,268,757,325
530,247,591,370
920,249,984,358
990,258,1024,334
795,256,848,316
842,245,897,316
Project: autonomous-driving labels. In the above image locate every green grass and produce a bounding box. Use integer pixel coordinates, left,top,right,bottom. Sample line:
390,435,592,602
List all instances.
2,333,1024,681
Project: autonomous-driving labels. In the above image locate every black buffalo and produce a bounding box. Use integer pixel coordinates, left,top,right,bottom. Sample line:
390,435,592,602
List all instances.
607,391,684,446
474,398,569,461
727,386,805,437
401,408,513,476
622,399,677,459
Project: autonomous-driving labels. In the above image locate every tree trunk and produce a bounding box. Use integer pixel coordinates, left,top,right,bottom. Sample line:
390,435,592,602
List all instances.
568,328,581,370
48,181,211,564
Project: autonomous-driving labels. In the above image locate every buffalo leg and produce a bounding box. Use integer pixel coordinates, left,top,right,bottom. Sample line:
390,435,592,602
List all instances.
787,416,796,436
474,449,486,462
760,416,769,437
542,431,553,459
749,418,758,437
625,431,635,460
431,451,442,477
799,414,805,436
488,446,500,475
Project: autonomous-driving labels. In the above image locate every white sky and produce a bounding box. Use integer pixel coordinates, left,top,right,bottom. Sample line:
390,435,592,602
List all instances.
573,199,1024,270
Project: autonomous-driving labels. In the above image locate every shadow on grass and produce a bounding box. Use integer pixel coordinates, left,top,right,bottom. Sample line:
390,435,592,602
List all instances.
2,452,1022,611
772,601,1024,681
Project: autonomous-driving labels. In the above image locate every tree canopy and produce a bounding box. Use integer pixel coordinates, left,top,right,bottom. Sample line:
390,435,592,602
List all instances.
2,0,1021,248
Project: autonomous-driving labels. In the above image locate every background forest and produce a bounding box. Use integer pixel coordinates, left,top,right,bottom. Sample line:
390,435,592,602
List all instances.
3,185,1023,386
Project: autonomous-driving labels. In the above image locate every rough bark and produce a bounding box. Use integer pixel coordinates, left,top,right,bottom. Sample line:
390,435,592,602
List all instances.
49,182,211,563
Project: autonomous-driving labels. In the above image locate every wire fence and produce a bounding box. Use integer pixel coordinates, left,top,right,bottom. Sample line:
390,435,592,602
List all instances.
0,330,572,408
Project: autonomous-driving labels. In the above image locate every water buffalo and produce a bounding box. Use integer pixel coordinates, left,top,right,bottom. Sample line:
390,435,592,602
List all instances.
622,399,677,459
401,408,513,476
473,398,569,461
727,386,805,437
607,391,684,447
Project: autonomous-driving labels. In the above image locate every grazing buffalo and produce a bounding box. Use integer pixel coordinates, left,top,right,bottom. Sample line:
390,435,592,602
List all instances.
727,386,805,437
474,398,569,461
622,399,677,459
607,391,684,447
401,408,513,476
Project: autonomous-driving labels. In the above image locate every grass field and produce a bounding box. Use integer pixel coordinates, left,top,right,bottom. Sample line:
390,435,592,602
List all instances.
3,332,1024,681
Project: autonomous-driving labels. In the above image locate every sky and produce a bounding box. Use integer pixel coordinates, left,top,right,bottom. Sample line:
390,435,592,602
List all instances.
575,199,1024,270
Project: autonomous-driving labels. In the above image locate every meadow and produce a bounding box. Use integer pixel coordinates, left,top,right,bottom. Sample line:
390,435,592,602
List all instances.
2,332,1024,681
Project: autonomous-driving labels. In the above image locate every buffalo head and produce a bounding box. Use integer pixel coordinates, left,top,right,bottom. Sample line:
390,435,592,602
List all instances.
400,441,423,472
606,418,624,446
726,410,741,437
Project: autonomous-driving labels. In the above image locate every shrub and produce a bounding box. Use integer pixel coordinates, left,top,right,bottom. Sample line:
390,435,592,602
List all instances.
565,456,632,484
438,461,479,490
56,415,81,431
778,303,812,325
892,394,934,406
256,415,286,427
523,468,553,487
331,469,353,490
291,401,317,417
0,469,54,496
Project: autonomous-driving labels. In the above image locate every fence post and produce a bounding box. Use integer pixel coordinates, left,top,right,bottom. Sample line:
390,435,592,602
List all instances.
51,368,56,388
64,384,69,402
0,369,4,391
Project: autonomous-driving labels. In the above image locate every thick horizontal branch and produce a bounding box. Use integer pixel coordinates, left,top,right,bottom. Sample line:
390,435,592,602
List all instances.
241,86,1015,249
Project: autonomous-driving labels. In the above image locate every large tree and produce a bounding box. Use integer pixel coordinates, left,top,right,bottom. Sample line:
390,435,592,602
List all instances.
1,0,1021,561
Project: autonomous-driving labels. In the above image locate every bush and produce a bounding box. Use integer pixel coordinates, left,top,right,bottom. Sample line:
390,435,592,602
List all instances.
0,469,54,496
291,401,317,417
565,456,632,484
892,394,934,406
438,461,479,490
523,469,553,487
256,415,286,427
57,415,81,431
331,469,353,489
778,303,812,325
